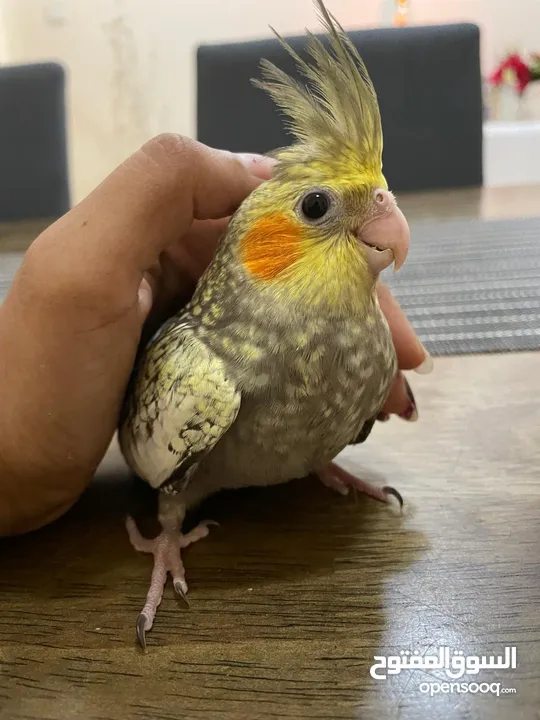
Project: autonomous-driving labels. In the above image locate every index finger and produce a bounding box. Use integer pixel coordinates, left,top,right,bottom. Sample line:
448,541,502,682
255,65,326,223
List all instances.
376,281,433,373
33,135,274,283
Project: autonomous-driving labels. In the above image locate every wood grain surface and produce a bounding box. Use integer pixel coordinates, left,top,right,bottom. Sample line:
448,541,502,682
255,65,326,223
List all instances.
1,189,540,720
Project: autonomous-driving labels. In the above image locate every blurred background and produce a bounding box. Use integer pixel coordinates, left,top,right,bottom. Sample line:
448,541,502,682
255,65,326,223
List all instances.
1,0,540,358
0,0,539,202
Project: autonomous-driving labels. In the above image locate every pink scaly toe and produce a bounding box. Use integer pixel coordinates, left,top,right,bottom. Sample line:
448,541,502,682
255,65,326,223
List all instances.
126,516,217,649
318,462,403,508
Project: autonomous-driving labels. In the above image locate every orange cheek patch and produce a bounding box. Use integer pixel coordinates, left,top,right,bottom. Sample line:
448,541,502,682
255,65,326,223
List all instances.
240,213,304,281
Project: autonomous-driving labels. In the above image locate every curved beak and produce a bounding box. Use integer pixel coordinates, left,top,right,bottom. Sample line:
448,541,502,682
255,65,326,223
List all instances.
357,191,410,275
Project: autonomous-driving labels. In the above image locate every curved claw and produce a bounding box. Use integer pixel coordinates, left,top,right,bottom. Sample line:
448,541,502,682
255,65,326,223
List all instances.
174,580,190,607
204,520,220,528
382,485,404,509
137,613,148,650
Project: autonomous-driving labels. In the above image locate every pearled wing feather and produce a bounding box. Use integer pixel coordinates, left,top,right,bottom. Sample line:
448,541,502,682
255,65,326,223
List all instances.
119,323,241,492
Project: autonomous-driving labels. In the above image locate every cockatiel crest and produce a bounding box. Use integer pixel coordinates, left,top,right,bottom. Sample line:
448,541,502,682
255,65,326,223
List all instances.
253,0,384,186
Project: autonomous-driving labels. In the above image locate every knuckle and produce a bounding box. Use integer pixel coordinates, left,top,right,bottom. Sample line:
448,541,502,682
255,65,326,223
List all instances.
20,234,100,308
18,237,63,295
137,134,202,201
141,133,196,169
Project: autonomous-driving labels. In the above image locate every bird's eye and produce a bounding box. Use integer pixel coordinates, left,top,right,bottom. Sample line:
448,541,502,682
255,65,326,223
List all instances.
300,191,331,221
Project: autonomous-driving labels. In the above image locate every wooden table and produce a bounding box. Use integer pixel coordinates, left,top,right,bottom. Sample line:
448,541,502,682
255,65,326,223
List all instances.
1,198,540,719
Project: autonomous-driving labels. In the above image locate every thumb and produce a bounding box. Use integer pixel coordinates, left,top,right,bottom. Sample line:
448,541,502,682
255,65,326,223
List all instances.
34,136,275,302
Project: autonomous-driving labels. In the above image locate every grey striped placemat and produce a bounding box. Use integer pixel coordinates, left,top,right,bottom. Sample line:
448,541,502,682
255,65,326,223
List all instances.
2,215,540,356
383,215,540,356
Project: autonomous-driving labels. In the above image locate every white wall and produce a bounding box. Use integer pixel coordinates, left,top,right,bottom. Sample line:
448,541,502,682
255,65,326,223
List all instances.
1,0,540,202
0,2,7,62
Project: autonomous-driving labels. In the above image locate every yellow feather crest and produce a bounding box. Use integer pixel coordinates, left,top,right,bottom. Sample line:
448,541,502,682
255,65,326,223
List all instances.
252,0,383,176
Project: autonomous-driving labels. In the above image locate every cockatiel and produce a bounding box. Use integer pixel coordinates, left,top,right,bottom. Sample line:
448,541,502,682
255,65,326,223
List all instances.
119,0,410,648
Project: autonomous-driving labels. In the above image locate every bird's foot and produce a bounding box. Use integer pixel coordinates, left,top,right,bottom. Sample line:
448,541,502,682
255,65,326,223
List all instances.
318,462,403,509
125,516,218,649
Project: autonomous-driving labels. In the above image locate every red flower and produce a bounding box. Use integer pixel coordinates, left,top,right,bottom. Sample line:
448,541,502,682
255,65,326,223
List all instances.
489,53,532,94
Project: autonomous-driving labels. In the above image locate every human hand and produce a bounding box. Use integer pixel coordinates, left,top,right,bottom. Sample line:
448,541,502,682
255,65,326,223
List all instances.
0,136,273,535
377,282,433,422
0,135,430,536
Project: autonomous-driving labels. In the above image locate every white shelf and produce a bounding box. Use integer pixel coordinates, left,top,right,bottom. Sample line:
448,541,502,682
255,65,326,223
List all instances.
483,120,540,187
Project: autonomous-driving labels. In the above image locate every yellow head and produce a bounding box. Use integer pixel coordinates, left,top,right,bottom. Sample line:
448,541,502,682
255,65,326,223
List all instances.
229,0,410,315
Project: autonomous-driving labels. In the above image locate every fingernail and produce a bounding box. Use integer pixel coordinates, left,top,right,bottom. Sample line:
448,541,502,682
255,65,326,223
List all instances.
137,277,153,321
400,404,418,421
236,153,277,179
236,152,264,163
237,153,276,166
399,377,418,422
413,344,434,375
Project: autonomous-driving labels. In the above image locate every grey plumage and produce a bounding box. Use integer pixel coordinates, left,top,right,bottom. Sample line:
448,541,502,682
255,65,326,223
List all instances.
118,0,410,648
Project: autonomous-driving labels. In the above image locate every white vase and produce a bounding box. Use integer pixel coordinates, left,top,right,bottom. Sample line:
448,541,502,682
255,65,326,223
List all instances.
489,85,522,122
